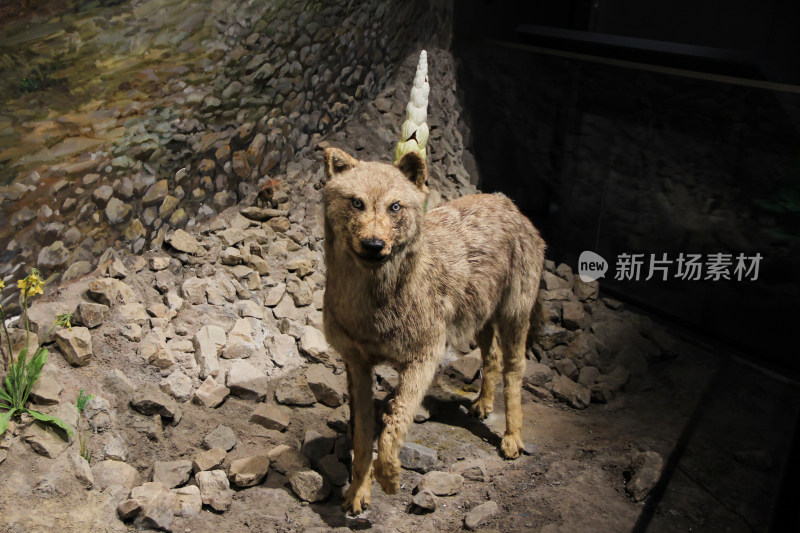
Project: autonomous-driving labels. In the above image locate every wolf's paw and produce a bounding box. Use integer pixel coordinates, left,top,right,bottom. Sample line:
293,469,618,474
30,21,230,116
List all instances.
373,457,401,494
342,481,371,515
501,433,524,459
470,397,494,420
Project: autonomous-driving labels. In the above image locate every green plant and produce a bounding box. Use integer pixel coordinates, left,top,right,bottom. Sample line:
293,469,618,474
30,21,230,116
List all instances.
75,389,93,463
0,270,74,437
76,389,93,413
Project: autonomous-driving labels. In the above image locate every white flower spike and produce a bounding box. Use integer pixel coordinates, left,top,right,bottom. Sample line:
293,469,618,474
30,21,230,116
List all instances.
395,50,429,164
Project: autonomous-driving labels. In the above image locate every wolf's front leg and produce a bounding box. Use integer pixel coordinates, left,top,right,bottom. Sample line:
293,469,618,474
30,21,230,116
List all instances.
342,362,375,515
373,348,441,494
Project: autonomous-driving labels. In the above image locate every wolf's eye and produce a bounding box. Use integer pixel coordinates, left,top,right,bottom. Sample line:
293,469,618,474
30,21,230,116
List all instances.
389,202,401,212
352,198,364,210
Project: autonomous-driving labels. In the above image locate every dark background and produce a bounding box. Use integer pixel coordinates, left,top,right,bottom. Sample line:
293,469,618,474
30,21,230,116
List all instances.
452,4,800,529
453,0,800,376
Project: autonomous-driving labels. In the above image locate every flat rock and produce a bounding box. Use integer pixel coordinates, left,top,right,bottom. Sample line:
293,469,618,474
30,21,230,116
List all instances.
451,460,488,482
240,206,289,221
196,470,234,512
181,277,207,304
160,371,193,402
203,425,237,451
63,261,92,281
250,402,291,431
166,229,200,254
264,283,285,307
298,327,331,366
131,481,181,531
228,455,270,487
286,256,314,278
226,360,269,400
192,448,227,473
130,384,181,420
193,325,226,378
152,460,193,489
289,469,330,503
399,442,438,473
117,302,149,323
142,179,169,207
417,471,464,496
551,375,590,409
92,460,139,491
223,318,258,359
306,364,345,407
275,375,316,406
524,362,554,388
75,302,109,328
29,366,61,405
138,329,175,369
173,485,202,517
37,241,70,269
272,293,301,320
448,350,482,382
465,500,499,530
117,498,142,521
267,333,298,367
149,256,171,271
627,451,663,502
235,302,262,322
23,420,71,458
220,247,243,266
268,445,310,475
106,198,132,226
69,451,94,488
326,404,349,433
55,326,93,366
539,323,571,350
119,323,141,343
103,434,129,461
412,488,437,512
87,278,137,306
218,227,246,247
192,376,229,408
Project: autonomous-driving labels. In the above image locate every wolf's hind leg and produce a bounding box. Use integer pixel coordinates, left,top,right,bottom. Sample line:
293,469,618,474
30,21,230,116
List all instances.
471,324,502,419
342,362,374,515
498,321,529,459
374,347,441,494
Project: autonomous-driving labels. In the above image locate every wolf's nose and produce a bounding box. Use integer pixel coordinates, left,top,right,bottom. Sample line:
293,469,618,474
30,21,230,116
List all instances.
361,238,385,254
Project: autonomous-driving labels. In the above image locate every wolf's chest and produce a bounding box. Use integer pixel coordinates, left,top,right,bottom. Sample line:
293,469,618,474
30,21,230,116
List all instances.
323,286,436,363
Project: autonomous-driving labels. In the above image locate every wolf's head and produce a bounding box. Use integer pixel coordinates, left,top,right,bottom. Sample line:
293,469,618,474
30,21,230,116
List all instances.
323,147,427,269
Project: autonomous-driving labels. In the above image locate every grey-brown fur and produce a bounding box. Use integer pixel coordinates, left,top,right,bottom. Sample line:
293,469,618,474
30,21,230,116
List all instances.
322,147,546,515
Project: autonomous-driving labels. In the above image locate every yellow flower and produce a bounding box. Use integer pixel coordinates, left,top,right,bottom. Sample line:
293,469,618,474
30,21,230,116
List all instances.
0,279,5,289
17,271,45,298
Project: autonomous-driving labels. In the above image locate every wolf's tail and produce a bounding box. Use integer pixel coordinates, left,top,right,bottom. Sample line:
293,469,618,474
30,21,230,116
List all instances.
395,50,430,164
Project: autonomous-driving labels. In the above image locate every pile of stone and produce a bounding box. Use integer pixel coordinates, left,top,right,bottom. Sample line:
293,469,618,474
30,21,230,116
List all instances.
0,0,451,309
445,258,676,411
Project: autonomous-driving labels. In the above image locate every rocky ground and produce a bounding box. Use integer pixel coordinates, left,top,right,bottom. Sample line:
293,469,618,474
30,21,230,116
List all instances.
1,5,797,532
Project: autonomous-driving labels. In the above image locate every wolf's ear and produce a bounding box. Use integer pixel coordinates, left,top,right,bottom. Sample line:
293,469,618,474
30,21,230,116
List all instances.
396,151,427,190
324,147,358,178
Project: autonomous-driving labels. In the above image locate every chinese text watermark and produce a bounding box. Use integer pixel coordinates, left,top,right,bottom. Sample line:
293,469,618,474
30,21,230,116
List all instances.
578,252,762,282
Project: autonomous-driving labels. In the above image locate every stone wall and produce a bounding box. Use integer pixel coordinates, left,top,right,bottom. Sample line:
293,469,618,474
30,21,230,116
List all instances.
0,0,452,301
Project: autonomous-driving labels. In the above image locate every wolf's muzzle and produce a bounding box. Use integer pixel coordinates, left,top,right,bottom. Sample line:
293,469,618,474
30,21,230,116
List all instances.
360,238,385,255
